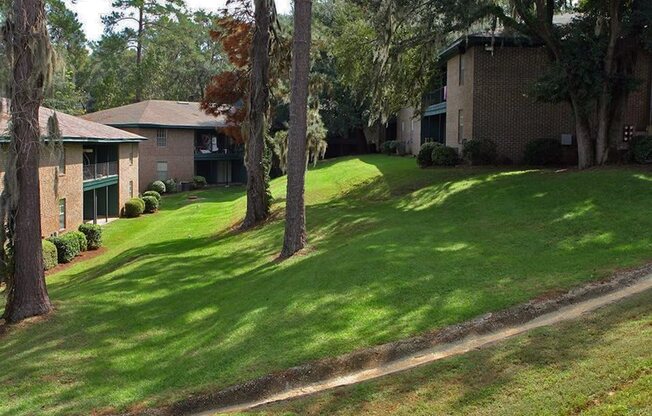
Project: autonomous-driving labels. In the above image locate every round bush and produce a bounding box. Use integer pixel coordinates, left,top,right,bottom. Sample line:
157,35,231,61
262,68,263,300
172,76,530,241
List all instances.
124,197,145,218
143,195,159,213
462,139,497,165
417,142,440,167
142,190,161,202
382,140,398,155
148,180,166,194
78,223,102,250
432,145,458,166
47,233,81,264
193,175,207,189
42,239,58,271
163,178,177,193
70,230,88,252
523,138,563,165
630,136,652,164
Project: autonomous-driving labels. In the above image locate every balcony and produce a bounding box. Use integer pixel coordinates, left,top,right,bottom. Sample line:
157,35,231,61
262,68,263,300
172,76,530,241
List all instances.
194,144,244,161
423,87,447,116
83,161,118,181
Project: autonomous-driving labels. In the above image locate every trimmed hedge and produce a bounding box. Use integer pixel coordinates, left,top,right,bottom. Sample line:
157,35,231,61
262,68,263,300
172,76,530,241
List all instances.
523,138,563,165
148,180,166,194
71,231,88,252
383,140,398,155
78,223,102,250
142,190,161,202
432,145,458,166
163,178,178,193
48,233,81,264
462,139,497,165
193,175,207,189
42,240,58,271
143,195,159,213
417,142,440,167
630,136,652,164
124,197,145,218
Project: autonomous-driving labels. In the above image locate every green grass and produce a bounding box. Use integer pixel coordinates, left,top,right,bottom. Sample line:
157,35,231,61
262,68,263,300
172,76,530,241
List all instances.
247,288,652,416
2,155,652,415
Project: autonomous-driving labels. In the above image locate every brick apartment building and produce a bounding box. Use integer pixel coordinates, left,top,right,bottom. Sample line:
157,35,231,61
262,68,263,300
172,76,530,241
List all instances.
83,100,245,191
0,100,144,237
396,33,652,162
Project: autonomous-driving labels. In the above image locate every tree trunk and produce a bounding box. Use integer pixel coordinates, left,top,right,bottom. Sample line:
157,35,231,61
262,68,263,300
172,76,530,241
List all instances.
241,0,272,230
135,5,144,102
281,0,312,258
575,116,595,170
3,0,53,323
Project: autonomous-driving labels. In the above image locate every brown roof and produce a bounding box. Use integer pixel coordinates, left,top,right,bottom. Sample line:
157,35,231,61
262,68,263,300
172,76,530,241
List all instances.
0,98,145,143
81,100,226,129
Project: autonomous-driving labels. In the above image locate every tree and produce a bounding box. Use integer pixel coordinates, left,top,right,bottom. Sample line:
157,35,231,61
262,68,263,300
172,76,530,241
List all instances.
1,0,53,323
272,108,327,172
102,0,184,102
281,0,313,258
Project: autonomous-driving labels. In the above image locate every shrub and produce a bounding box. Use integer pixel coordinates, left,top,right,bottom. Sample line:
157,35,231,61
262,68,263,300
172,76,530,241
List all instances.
523,138,563,165
142,190,161,202
148,180,166,194
417,142,440,167
462,139,497,165
382,140,398,155
143,196,159,213
630,136,652,164
193,175,207,189
432,145,458,166
48,233,81,264
124,197,145,218
42,240,58,271
163,178,177,193
78,223,102,250
70,230,88,252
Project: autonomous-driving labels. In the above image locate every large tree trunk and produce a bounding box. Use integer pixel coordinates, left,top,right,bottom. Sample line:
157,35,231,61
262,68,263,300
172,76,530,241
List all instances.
3,0,53,323
241,0,272,230
135,5,144,102
281,0,312,258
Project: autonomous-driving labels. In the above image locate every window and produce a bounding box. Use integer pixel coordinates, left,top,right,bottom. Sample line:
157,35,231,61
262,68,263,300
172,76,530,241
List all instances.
156,129,167,147
58,199,66,230
156,161,168,181
457,109,464,144
58,147,65,174
129,180,134,198
129,143,135,165
458,53,465,86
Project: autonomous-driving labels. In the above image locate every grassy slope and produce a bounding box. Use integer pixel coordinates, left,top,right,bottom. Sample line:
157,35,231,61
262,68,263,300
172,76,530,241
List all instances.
1,155,652,415
249,289,652,416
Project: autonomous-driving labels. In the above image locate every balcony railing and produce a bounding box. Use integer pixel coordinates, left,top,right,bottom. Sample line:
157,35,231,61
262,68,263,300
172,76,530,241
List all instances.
83,161,118,181
423,87,447,107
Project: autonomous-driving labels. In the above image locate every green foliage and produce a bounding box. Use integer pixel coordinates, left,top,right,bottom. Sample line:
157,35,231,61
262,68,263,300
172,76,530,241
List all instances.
462,139,497,165
163,178,177,193
192,176,207,189
70,230,88,252
124,197,145,218
148,180,166,194
142,190,162,202
630,136,652,164
47,233,81,264
523,138,563,166
142,196,159,214
42,239,58,271
383,140,398,155
417,142,439,167
78,223,102,250
432,145,458,166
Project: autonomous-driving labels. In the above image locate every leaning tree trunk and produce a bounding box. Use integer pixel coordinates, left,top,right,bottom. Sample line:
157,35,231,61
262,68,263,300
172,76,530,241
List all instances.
281,0,312,258
2,0,53,323
241,0,272,230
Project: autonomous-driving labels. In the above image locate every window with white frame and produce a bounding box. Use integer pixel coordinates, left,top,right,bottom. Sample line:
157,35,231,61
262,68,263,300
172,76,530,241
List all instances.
156,161,168,180
129,180,134,198
58,147,66,174
58,198,66,230
458,53,465,86
129,143,135,165
156,129,167,147
457,109,464,144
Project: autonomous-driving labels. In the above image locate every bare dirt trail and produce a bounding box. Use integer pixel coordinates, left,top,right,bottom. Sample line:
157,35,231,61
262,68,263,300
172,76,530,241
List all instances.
194,274,652,415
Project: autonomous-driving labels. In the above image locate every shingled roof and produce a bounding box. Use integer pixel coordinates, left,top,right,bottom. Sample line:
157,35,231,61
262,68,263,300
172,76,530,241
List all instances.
81,100,227,129
0,99,145,143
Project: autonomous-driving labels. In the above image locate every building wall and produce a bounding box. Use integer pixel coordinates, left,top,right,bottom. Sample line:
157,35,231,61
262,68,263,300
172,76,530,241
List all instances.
624,51,652,133
396,107,422,155
446,48,476,152
123,127,195,191
118,142,139,205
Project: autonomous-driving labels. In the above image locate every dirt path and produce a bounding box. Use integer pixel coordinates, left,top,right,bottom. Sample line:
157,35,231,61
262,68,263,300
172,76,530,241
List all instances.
195,274,652,415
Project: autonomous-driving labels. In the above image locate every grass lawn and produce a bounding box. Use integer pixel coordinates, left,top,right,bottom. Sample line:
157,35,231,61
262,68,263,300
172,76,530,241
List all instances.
247,288,652,416
1,155,652,415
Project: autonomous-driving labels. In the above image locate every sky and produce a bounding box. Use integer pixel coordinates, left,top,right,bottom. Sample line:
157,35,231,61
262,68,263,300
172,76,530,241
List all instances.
64,0,293,42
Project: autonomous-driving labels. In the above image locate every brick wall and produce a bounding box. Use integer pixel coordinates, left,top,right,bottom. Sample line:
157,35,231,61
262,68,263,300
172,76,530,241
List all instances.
118,142,139,204
446,49,476,152
624,51,652,132
123,127,195,191
396,107,422,155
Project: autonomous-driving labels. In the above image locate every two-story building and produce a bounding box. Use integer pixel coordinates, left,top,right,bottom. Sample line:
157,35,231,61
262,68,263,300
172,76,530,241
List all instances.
0,100,145,237
82,100,245,191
